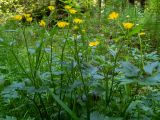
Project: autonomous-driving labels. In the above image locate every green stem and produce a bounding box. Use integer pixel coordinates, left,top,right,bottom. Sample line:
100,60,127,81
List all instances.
26,95,44,120
22,27,35,85
49,34,55,91
107,40,124,105
38,93,50,120
58,29,70,119
138,35,144,69
10,48,33,83
74,35,90,120
104,70,109,106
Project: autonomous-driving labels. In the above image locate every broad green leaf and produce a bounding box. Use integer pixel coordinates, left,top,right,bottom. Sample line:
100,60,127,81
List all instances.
28,48,36,55
119,78,137,85
113,36,125,42
90,111,123,120
1,82,25,101
2,116,17,120
89,66,98,75
92,74,104,80
90,112,107,120
144,61,158,74
145,52,159,60
128,25,142,37
0,75,5,85
0,38,4,42
69,80,83,92
109,49,117,57
139,73,160,85
120,62,140,77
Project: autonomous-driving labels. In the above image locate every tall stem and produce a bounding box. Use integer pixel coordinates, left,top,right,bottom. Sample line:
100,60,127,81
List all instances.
58,29,70,119
22,27,35,85
73,35,90,120
138,35,144,69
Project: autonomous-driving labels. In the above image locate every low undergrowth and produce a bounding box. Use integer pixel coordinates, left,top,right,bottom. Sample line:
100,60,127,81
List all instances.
0,2,160,120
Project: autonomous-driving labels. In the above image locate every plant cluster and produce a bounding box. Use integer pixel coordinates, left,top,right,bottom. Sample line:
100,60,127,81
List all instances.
0,0,160,120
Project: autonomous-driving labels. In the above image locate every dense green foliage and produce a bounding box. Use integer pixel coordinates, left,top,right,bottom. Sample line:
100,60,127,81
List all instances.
0,0,160,120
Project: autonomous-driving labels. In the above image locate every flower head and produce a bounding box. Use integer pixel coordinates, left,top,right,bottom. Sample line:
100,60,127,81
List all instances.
108,12,119,20
82,29,86,33
0,19,3,24
73,18,83,24
57,21,69,28
139,32,146,36
126,15,130,18
13,15,22,21
48,6,55,11
64,5,72,10
89,41,100,47
69,9,77,14
24,14,31,18
39,20,46,27
26,17,32,22
73,26,79,30
123,22,134,29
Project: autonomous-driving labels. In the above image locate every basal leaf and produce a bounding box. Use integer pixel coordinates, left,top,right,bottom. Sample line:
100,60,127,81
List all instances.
144,61,158,75
120,62,140,77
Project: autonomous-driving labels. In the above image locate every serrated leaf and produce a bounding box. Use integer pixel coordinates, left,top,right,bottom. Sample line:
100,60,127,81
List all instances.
0,38,4,42
139,73,160,85
144,61,159,74
90,112,123,120
89,66,98,75
90,111,107,120
53,71,64,75
3,116,17,120
120,62,140,77
27,86,36,94
1,82,25,100
69,80,83,92
119,78,137,85
92,74,104,80
109,49,117,57
0,75,5,85
28,48,36,55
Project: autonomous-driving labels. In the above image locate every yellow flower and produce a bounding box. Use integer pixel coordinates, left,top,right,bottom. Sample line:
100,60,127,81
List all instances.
64,5,72,10
48,6,55,11
13,15,22,21
126,15,130,18
123,22,134,29
108,12,119,20
39,20,46,27
0,19,3,24
82,29,86,33
26,17,32,22
89,41,100,47
24,14,31,18
57,21,69,28
69,9,77,14
139,32,146,36
73,18,83,24
73,26,79,30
